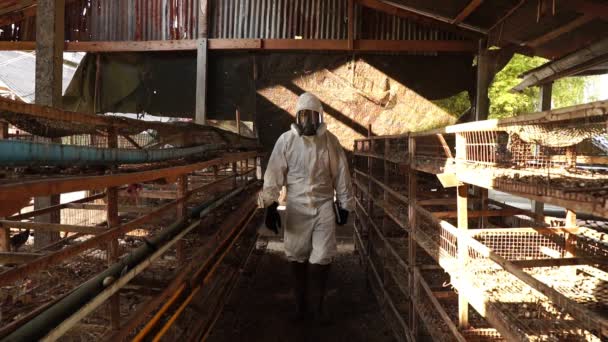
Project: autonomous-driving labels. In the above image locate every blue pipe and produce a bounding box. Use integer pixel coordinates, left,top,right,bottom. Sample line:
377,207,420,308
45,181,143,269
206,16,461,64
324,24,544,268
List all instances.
0,140,229,167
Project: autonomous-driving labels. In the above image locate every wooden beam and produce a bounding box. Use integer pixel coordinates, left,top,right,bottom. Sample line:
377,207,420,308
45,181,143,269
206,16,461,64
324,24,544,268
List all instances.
475,39,491,121
0,252,43,265
65,203,153,213
0,220,103,235
488,0,527,32
511,257,607,268
525,14,595,48
452,0,484,25
432,208,526,219
0,39,477,53
0,151,258,201
356,0,485,39
121,135,143,149
119,190,177,199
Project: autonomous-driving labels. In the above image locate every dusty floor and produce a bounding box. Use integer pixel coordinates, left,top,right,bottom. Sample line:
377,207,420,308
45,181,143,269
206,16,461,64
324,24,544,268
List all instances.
206,221,396,342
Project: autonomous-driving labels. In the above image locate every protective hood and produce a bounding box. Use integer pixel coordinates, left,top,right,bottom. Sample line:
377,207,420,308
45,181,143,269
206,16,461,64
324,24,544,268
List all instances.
296,92,324,115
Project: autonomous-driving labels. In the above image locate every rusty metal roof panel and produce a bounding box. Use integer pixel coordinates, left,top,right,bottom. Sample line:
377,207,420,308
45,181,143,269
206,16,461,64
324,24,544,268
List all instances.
89,0,198,41
210,0,348,39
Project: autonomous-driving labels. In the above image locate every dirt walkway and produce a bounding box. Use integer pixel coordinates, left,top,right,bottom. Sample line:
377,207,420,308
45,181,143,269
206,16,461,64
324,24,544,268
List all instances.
206,229,395,342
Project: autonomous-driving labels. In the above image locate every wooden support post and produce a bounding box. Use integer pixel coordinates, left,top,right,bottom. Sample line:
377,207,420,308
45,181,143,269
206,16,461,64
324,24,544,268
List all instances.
479,188,488,228
232,162,238,188
195,38,208,125
565,209,577,257
0,121,7,251
106,128,120,331
176,175,188,264
367,126,373,220
457,184,469,329
475,39,490,121
33,0,64,249
0,120,8,139
408,136,419,338
235,107,241,137
455,132,469,329
0,223,9,252
532,82,552,222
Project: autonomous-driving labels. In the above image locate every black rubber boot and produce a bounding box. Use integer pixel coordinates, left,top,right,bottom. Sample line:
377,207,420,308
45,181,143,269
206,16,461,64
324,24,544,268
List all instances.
312,263,332,325
290,261,309,321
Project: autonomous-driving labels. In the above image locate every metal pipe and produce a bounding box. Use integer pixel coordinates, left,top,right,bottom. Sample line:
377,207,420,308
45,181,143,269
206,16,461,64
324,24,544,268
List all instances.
2,182,258,342
0,140,228,167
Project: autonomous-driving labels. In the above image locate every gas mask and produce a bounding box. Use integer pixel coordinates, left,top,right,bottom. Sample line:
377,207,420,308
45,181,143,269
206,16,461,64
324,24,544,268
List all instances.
296,109,322,136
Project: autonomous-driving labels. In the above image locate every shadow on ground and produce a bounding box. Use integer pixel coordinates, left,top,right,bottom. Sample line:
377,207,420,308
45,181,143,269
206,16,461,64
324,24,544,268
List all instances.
206,228,395,342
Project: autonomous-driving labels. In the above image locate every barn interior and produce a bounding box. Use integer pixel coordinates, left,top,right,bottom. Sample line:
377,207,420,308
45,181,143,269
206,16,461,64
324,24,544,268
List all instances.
0,0,607,341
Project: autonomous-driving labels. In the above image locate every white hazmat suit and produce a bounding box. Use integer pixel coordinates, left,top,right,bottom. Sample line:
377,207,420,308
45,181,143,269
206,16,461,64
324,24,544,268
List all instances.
260,93,354,265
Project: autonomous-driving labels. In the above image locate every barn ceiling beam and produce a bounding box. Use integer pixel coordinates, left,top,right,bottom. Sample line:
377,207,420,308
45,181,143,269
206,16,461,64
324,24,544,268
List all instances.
452,0,484,25
356,0,486,39
0,39,477,53
524,13,596,48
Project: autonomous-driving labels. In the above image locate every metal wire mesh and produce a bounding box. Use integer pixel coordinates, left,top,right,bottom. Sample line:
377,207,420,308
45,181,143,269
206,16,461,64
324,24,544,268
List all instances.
475,231,567,261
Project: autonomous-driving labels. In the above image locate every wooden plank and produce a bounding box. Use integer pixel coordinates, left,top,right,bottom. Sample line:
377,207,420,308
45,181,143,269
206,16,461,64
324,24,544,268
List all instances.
0,39,477,52
0,151,258,200
195,38,208,125
432,208,526,219
0,220,103,235
526,14,596,48
65,203,153,213
208,39,260,49
0,252,43,265
550,155,608,165
0,41,36,50
452,0,484,24
511,257,607,268
119,190,177,199
418,198,457,206
66,40,198,52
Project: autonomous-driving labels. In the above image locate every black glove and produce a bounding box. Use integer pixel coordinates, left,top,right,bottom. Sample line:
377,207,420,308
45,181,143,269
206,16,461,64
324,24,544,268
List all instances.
265,202,281,234
334,201,349,226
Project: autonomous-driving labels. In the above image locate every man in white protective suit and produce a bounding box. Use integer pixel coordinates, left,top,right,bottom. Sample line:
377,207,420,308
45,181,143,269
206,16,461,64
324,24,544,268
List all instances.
259,92,354,322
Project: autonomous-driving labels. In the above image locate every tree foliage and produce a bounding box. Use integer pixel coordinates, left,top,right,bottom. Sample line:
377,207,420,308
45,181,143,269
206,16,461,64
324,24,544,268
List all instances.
433,54,593,119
